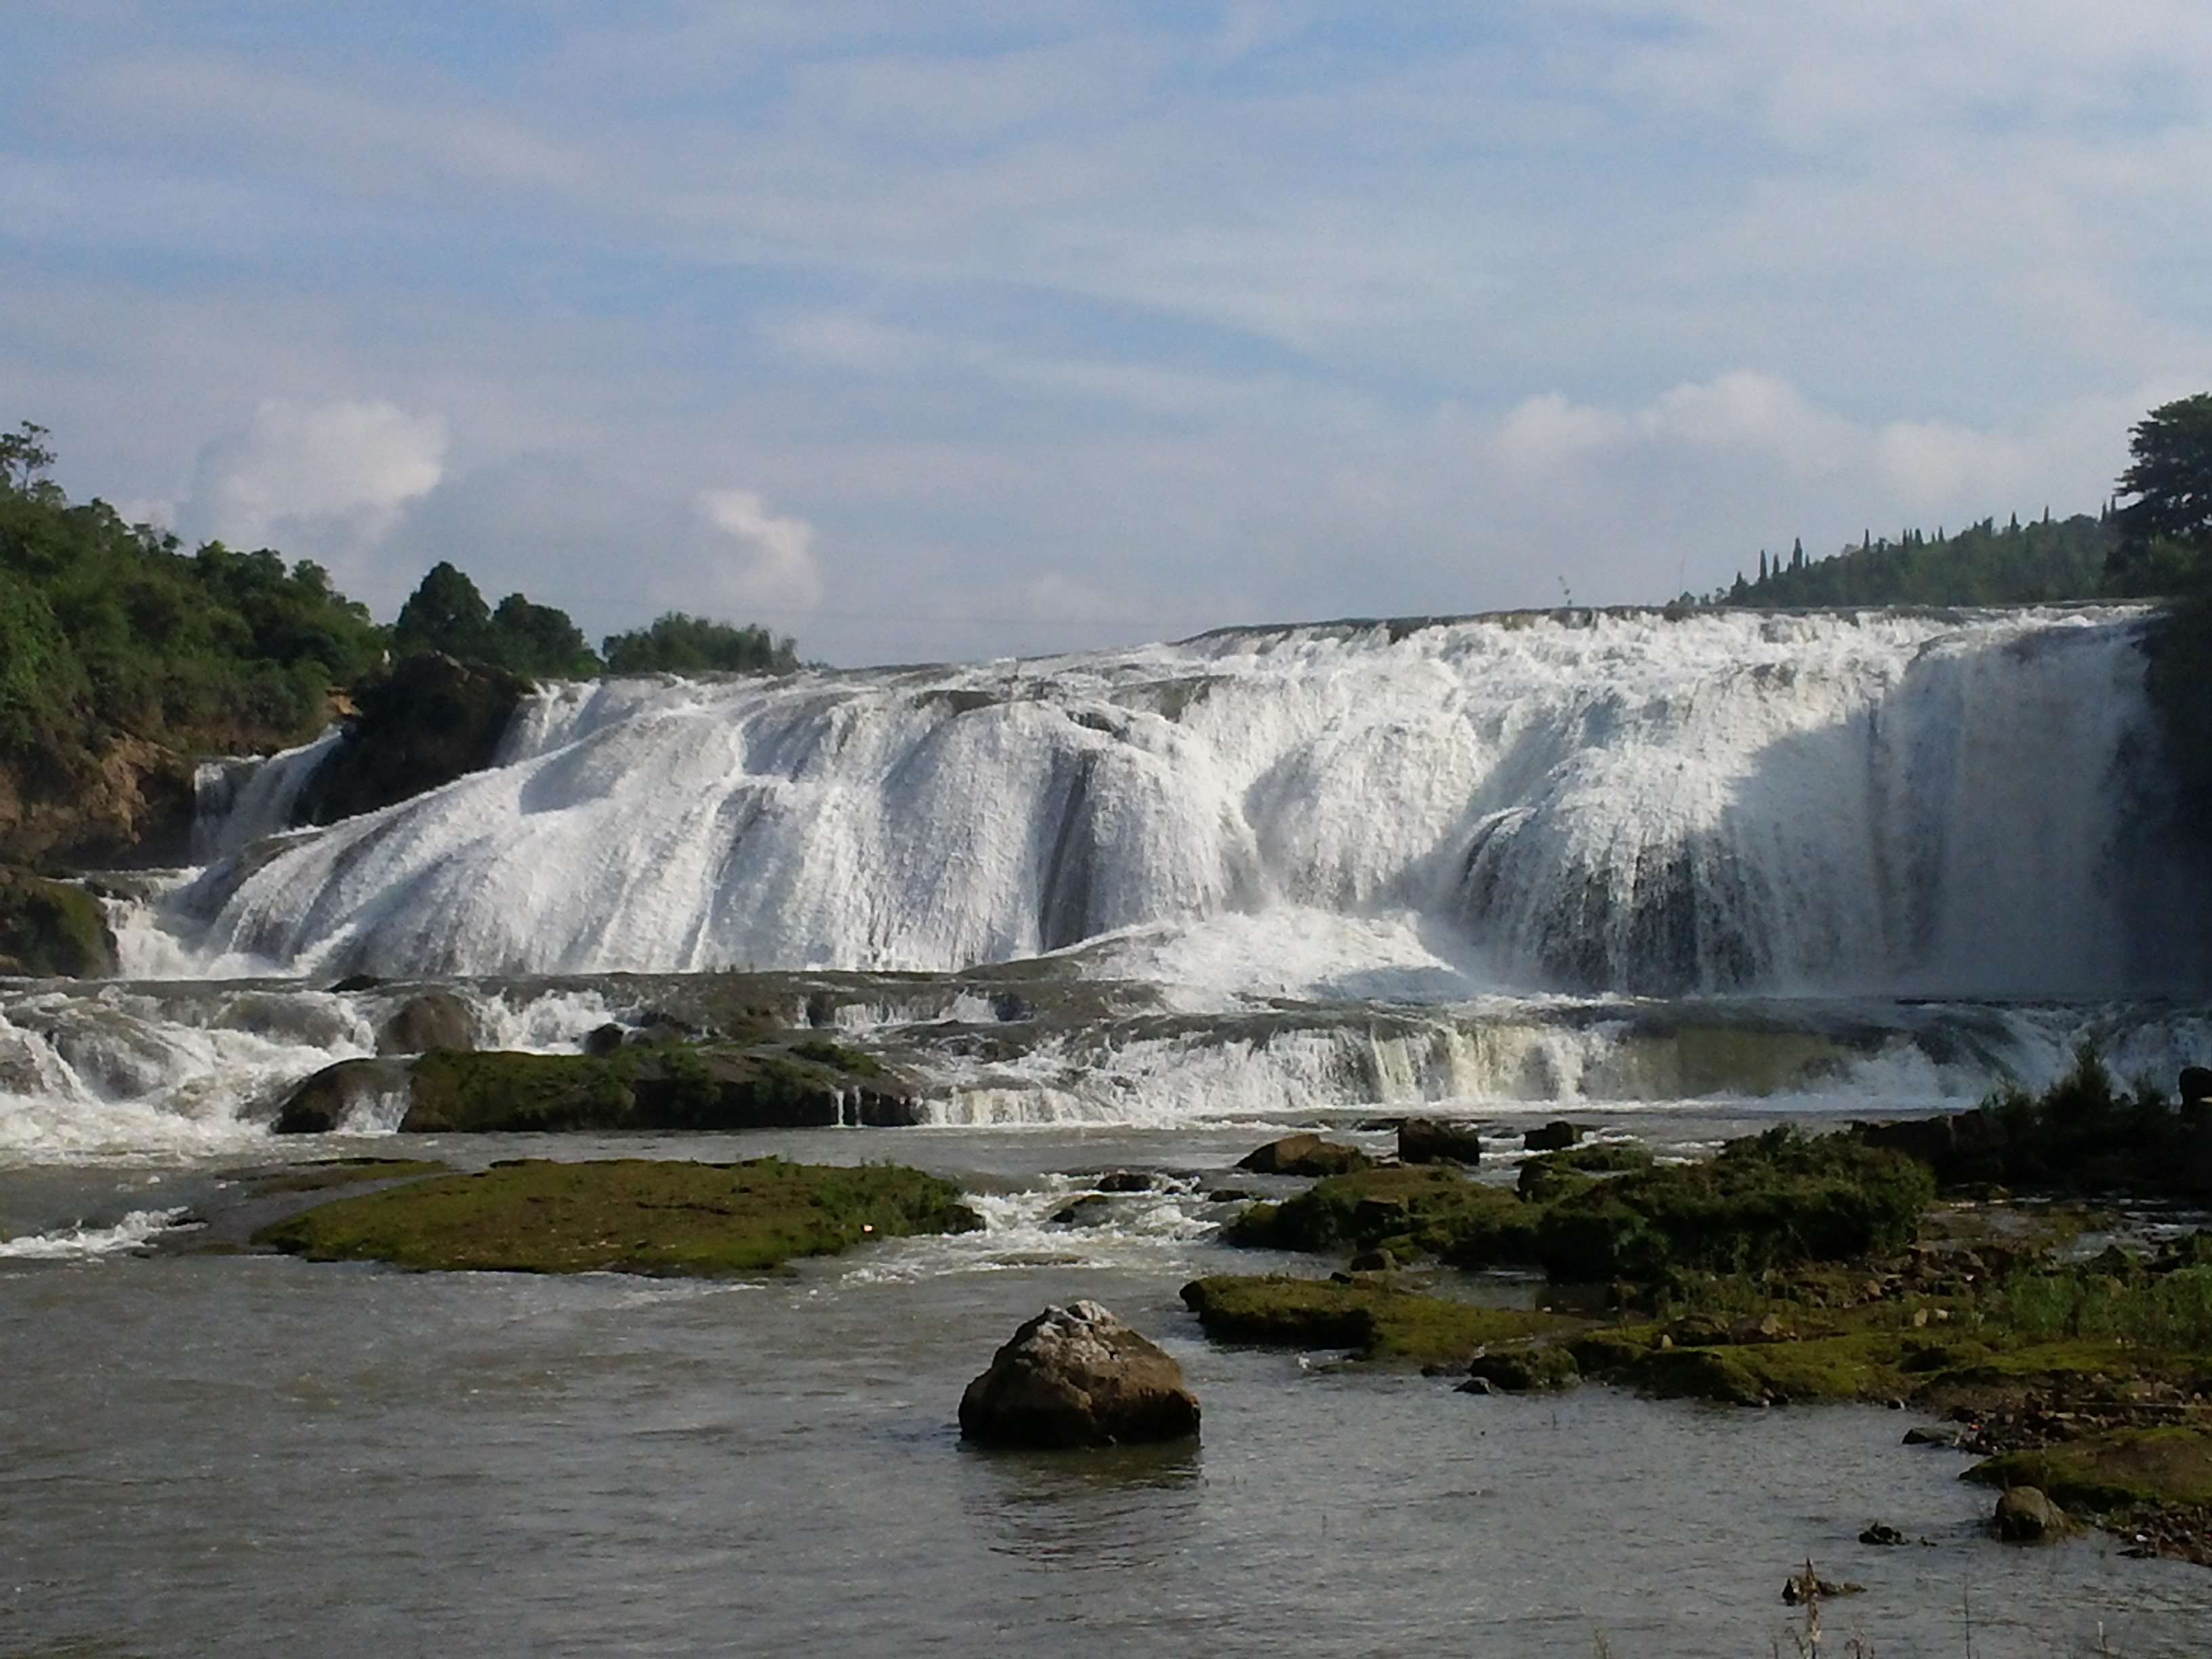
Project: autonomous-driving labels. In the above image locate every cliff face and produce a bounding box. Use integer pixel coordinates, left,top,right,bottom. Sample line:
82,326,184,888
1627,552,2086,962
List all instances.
293,653,532,827
0,735,197,871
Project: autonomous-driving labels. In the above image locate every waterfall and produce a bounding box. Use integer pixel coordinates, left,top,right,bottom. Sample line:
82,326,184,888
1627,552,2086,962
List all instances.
167,607,2178,998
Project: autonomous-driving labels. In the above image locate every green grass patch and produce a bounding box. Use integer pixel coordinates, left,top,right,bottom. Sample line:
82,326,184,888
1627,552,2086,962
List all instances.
1967,1427,2212,1511
253,1156,978,1275
1179,1273,1564,1367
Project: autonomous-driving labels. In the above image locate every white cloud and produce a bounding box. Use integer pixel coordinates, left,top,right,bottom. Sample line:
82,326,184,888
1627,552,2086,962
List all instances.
183,397,446,551
697,489,825,613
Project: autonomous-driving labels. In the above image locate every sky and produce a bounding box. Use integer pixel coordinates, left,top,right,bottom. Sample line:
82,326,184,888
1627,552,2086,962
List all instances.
6,3,2212,665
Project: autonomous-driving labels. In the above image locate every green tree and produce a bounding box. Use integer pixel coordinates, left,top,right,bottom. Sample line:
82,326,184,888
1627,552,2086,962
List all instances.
0,421,57,497
488,592,601,678
601,612,799,676
2108,394,2212,596
392,560,493,659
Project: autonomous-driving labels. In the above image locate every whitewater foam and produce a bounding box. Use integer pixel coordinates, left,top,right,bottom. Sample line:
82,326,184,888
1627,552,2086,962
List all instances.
164,607,2174,998
0,1206,196,1258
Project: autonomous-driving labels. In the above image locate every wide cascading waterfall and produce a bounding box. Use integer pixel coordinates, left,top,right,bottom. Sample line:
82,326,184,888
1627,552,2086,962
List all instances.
165,606,2179,997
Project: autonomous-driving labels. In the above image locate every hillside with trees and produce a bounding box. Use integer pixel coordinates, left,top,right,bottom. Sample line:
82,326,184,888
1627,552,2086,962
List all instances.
0,420,802,872
1712,512,2114,608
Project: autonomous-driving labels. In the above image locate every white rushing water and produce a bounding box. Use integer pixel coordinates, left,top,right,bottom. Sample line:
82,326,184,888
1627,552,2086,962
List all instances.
157,606,2173,996
8,604,2207,1157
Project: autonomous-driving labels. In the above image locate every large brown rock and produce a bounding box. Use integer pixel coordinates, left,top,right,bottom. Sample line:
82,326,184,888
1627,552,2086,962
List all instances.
1398,1118,1484,1165
958,1301,1201,1449
1236,1132,1372,1177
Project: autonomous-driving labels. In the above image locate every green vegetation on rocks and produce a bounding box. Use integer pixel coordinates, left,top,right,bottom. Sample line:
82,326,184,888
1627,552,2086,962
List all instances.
1858,1043,2212,1199
253,1155,978,1275
1227,1128,1927,1284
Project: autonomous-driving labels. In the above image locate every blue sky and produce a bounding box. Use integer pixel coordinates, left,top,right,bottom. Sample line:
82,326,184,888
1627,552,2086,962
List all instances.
6,3,2211,663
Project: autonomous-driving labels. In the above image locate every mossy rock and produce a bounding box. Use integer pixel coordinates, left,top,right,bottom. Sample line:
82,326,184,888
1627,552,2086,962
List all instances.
1180,1273,1563,1368
1534,1128,1932,1282
1629,1345,1771,1406
253,1155,980,1275
1465,1342,1580,1391
1517,1140,1654,1198
394,1042,916,1133
1227,1164,1538,1263
1966,1427,2212,1512
0,867,117,977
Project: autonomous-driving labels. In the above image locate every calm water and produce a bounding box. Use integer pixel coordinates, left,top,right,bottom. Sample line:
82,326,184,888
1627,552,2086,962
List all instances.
2,1124,2208,1658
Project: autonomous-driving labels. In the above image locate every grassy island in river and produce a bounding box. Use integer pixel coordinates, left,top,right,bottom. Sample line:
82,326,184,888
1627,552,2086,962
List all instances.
254,1156,980,1275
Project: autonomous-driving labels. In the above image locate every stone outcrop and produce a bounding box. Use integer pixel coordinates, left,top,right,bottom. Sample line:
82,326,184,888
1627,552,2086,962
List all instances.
293,652,533,826
0,735,197,870
1522,1120,1585,1153
958,1301,1200,1449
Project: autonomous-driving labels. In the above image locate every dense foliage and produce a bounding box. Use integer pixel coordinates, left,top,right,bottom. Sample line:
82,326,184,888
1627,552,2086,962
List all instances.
1,419,806,863
392,560,602,678
1712,512,2112,608
601,611,800,675
0,422,383,760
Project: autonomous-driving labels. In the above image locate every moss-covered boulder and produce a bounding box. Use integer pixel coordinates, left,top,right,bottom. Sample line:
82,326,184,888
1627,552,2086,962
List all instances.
253,1155,979,1274
273,1057,413,1133
1228,1163,1537,1263
1464,1342,1580,1391
1179,1273,1562,1367
390,1041,916,1132
1398,1118,1484,1165
375,990,476,1055
0,867,117,976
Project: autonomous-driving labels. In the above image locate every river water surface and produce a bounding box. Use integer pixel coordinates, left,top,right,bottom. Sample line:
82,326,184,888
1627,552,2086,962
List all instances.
3,1120,2209,1658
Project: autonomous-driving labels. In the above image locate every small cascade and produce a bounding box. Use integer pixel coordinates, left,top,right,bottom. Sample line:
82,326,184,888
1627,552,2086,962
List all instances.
189,729,344,863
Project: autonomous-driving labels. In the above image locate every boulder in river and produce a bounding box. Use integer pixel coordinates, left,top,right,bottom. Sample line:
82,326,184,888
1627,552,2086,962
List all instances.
375,989,477,1056
274,1057,413,1134
1993,1486,2066,1543
1397,1118,1483,1165
1235,1132,1372,1177
1521,1120,1584,1153
958,1301,1200,1449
